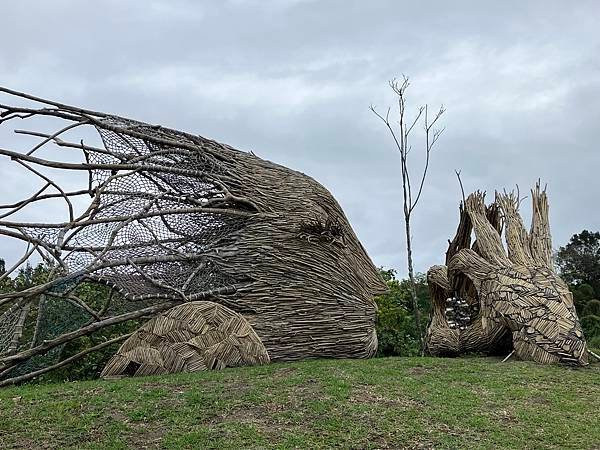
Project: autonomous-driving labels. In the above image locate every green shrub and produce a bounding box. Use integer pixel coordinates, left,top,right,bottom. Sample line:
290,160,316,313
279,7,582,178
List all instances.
35,319,145,384
37,283,147,383
570,283,595,314
583,299,600,317
375,269,428,357
588,335,600,352
375,294,420,356
1,272,147,384
581,315,600,339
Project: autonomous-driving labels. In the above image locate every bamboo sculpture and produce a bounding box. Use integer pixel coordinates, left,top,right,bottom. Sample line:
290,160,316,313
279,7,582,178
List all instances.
425,186,588,366
0,87,385,386
101,301,270,377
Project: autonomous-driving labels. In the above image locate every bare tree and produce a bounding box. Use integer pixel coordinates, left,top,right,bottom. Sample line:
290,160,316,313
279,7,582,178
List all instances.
371,76,445,353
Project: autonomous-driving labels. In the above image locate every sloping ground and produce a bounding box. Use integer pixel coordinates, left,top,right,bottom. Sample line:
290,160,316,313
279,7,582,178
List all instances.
0,357,598,449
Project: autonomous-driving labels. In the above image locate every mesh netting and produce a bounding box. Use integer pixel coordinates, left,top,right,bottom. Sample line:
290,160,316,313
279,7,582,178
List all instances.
6,296,92,378
0,304,24,354
12,117,249,301
0,114,256,383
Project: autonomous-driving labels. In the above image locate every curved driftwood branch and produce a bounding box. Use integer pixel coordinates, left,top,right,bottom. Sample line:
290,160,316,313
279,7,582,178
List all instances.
0,333,132,387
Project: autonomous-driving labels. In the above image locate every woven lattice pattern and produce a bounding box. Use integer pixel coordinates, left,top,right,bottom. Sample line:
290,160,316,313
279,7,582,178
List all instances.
425,186,588,366
101,301,269,377
0,304,26,354
56,118,247,300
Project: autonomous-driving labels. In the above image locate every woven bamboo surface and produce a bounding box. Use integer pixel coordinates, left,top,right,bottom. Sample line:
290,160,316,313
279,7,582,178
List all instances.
101,301,269,377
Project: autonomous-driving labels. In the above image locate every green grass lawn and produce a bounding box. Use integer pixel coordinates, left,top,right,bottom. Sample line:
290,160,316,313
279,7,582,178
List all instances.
0,356,598,449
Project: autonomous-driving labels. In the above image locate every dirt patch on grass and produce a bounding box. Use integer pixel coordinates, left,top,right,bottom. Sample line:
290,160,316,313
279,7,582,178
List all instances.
406,363,448,376
124,424,166,449
206,402,302,437
490,407,518,424
526,395,551,406
273,367,297,379
401,439,437,449
407,366,429,376
204,376,325,436
7,438,55,450
350,384,425,408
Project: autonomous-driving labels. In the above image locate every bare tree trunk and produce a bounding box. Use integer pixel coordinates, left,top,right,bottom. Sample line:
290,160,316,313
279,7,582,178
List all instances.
405,216,424,353
7,301,30,355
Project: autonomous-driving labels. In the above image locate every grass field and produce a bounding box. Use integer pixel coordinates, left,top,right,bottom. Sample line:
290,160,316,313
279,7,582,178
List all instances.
0,356,598,449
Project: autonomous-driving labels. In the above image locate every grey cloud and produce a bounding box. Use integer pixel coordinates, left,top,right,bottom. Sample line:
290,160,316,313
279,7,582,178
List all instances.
1,0,599,276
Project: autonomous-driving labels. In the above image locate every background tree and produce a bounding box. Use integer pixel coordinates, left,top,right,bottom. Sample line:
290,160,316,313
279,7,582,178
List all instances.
371,77,445,352
556,230,600,294
0,259,13,293
13,263,49,292
556,230,600,351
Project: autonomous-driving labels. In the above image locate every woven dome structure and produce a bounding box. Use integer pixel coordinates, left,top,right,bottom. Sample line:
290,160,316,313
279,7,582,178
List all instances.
101,301,269,377
425,185,588,366
0,88,385,386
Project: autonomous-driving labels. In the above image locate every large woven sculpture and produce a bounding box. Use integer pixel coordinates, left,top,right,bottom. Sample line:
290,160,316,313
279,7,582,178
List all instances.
0,88,385,385
425,186,588,366
101,301,270,377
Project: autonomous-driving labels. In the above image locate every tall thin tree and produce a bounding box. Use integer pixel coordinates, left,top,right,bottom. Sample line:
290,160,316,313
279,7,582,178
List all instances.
371,76,445,353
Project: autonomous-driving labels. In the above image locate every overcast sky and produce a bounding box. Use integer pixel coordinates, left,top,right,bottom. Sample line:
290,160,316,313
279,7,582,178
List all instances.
1,0,599,276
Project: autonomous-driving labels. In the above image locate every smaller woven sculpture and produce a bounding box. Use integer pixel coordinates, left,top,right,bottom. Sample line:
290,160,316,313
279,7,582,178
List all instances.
101,301,269,377
425,184,588,366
